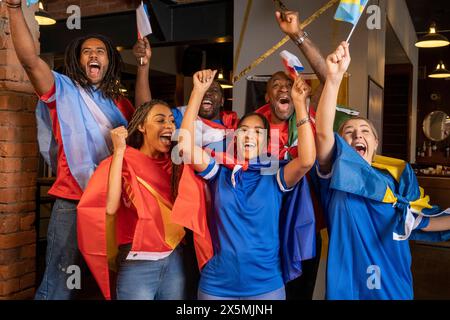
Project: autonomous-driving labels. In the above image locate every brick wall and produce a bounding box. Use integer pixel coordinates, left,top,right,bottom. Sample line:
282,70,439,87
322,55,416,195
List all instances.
0,2,39,300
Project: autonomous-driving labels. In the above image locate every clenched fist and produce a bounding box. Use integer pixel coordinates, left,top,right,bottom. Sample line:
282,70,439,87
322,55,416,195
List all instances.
193,69,217,94
133,37,152,66
291,76,311,105
326,41,351,83
110,126,128,154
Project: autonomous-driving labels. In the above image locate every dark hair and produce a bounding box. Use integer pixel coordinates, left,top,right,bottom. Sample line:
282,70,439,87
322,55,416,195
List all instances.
64,34,122,100
126,99,171,149
237,112,271,142
125,99,182,202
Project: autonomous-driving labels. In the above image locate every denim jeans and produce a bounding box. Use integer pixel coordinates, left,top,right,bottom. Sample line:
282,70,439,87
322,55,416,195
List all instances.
198,286,286,300
116,244,187,300
35,199,82,300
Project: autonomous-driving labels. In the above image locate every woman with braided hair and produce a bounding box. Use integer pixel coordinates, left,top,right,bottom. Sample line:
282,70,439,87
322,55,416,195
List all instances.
77,100,200,300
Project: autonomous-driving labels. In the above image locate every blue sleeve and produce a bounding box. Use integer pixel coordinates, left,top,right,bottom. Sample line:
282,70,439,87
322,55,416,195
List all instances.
313,142,337,193
196,157,220,181
310,149,336,211
172,107,184,129
276,165,294,193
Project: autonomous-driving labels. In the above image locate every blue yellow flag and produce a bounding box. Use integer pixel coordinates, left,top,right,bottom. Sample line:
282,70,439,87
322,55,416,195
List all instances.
334,0,369,25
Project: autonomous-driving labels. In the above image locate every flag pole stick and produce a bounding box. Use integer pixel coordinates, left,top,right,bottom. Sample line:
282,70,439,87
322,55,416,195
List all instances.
345,23,357,43
345,1,370,43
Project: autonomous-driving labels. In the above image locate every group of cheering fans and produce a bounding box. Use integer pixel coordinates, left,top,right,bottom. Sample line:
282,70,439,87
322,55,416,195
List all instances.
5,0,450,301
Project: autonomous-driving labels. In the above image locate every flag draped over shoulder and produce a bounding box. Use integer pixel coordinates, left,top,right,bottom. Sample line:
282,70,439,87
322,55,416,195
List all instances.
171,166,214,269
279,174,316,282
77,147,209,299
334,0,369,25
328,134,450,241
172,155,316,283
221,159,316,283
36,72,128,190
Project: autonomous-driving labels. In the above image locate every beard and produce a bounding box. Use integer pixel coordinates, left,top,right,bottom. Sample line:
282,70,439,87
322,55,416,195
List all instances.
199,105,220,120
271,103,294,122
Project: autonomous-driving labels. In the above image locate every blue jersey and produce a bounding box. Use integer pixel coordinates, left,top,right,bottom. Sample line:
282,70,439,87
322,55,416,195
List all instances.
197,158,292,297
314,136,430,300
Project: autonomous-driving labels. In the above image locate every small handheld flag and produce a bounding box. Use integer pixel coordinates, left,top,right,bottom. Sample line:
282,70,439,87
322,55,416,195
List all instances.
136,1,152,65
280,50,304,80
334,0,369,42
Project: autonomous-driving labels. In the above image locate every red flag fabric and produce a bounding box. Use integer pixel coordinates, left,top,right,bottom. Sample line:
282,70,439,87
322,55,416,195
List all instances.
199,111,240,130
171,165,214,269
77,147,188,299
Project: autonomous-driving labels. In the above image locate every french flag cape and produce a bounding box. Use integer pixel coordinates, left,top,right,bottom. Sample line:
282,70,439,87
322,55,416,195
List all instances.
77,147,213,299
278,164,317,282
255,104,326,238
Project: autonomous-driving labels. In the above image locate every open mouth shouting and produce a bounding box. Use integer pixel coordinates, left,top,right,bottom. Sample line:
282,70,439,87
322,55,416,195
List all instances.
87,61,102,80
201,98,214,111
244,141,257,152
159,131,173,147
276,95,292,112
353,142,367,158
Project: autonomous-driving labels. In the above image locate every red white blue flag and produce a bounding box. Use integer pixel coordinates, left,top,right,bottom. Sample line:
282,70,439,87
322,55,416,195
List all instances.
136,1,152,39
280,50,304,80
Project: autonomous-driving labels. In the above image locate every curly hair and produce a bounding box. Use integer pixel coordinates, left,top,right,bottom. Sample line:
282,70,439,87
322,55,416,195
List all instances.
63,34,122,100
125,99,182,201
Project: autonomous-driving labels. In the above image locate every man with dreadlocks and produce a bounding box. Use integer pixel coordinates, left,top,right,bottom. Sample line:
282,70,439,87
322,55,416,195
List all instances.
6,1,134,300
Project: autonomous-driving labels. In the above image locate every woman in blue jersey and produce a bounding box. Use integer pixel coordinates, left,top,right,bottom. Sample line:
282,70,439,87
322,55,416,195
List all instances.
314,42,450,300
179,69,316,300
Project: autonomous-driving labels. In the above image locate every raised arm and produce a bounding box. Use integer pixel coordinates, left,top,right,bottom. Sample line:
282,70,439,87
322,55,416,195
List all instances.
276,11,327,84
106,126,128,215
133,37,152,107
316,42,351,173
178,69,217,173
283,76,316,188
7,1,54,96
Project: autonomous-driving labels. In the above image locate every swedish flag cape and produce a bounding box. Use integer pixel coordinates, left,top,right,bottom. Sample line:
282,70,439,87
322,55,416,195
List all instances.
328,134,450,242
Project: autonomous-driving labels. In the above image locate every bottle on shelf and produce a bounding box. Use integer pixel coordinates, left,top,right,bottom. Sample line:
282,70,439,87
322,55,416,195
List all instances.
427,142,433,157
